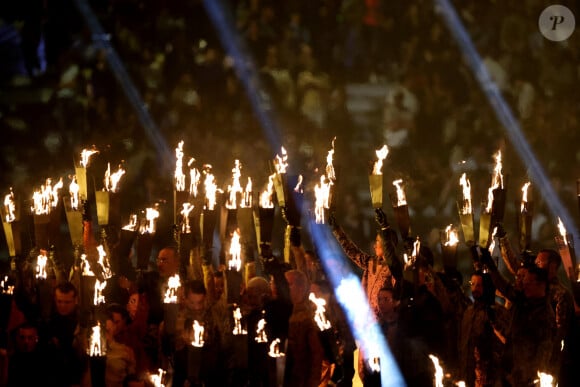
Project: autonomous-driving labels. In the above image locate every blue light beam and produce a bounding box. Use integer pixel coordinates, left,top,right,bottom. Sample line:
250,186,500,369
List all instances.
73,0,173,172
435,0,580,259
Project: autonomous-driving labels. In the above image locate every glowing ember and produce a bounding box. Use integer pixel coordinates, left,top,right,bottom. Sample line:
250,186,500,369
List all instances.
535,371,554,387
150,369,166,387
232,306,247,335
89,323,104,356
36,252,48,279
326,137,336,182
429,354,444,387
69,176,80,210
268,338,285,357
203,166,218,211
255,316,268,343
180,203,194,233
314,175,332,224
191,320,205,347
163,275,181,303
372,145,389,175
188,158,200,197
93,279,107,305
557,217,568,245
228,229,242,271
241,177,253,208
104,163,125,192
274,147,288,174
122,214,138,231
175,141,186,191
444,225,459,246
260,174,275,208
485,150,503,213
226,160,243,209
309,292,332,330
80,148,99,168
3,189,16,222
459,173,472,215
393,179,407,206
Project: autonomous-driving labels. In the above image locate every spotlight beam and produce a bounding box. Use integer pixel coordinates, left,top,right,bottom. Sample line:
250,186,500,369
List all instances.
435,0,580,258
73,0,172,172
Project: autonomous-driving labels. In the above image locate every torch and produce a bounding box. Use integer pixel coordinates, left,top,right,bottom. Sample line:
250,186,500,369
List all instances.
457,173,475,245
555,218,577,283
268,338,286,387
187,320,205,384
391,179,411,241
35,249,53,320
136,206,160,270
368,145,389,209
95,163,124,231
31,178,63,250
516,182,533,252
173,141,190,225
87,322,107,387
201,165,219,264
238,176,257,266
163,274,181,336
309,292,338,363
65,175,84,249
257,174,275,257
76,147,99,205
440,225,459,273
2,188,22,259
480,150,505,248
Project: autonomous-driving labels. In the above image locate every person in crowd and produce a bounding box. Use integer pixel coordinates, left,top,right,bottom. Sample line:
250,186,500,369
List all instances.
6,322,47,386
105,305,137,387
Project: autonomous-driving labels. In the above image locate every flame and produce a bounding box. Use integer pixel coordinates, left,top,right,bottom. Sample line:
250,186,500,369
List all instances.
93,279,107,305
150,369,166,387
456,382,466,387
535,371,555,387
104,163,125,192
97,244,112,279
32,178,63,214
268,338,285,357
459,173,472,215
412,237,421,259
80,148,99,168
326,137,336,182
228,229,242,271
294,175,303,193
403,253,410,267
81,254,95,276
122,214,138,231
393,179,407,206
368,356,380,373
520,182,531,212
69,176,79,210
180,203,194,233
488,227,498,254
274,147,288,174
1,276,14,295
188,158,200,197
557,217,568,245
226,160,243,209
175,141,186,191
260,174,275,208
3,189,16,222
444,225,459,246
36,252,48,279
241,177,253,208
485,150,503,213
140,207,160,234
429,354,444,387
163,275,181,303
203,166,218,211
309,292,332,330
232,306,247,335
372,145,389,175
314,175,332,224
191,320,205,347
255,316,268,343
89,323,104,356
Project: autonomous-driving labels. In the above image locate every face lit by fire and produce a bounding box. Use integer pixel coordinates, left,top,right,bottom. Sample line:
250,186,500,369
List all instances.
55,289,77,316
157,248,179,279
470,274,484,300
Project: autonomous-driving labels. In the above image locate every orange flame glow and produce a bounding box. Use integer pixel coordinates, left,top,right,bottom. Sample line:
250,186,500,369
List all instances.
80,148,99,168
259,175,275,208
36,252,48,279
485,151,503,213
309,292,332,330
163,275,181,303
188,158,200,197
393,179,407,206
372,145,389,175
535,371,554,387
175,141,186,191
228,229,242,271
521,182,531,212
459,173,472,215
274,147,288,174
140,207,160,234
444,225,459,246
104,163,125,192
81,254,95,276
255,316,268,343
429,354,444,387
191,320,205,347
1,276,14,295
149,369,166,387
314,175,332,224
241,177,253,208
226,160,243,209
203,166,219,211
69,176,79,210
268,338,285,357
122,214,138,231
89,323,104,356
232,306,247,335
93,279,107,305
326,137,336,182
557,217,568,245
4,189,16,222
180,203,194,233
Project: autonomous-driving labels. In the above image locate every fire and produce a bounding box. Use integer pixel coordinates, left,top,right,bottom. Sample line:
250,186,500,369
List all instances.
557,217,568,245
412,237,421,259
274,147,288,174
228,229,242,271
163,274,181,303
535,371,555,387
191,320,205,347
188,158,200,197
485,150,503,213
429,354,444,387
259,174,275,208
314,175,332,224
1,276,14,295
326,137,336,182
459,173,472,214
232,306,247,335
4,189,16,222
393,179,407,206
488,227,498,254
255,316,268,343
241,177,253,208
81,254,95,276
122,214,138,231
444,225,459,246
372,145,389,175
36,252,48,279
309,292,332,330
32,178,63,215
203,166,218,211
89,323,104,356
368,356,380,373
104,163,125,192
520,181,531,212
93,279,107,305
294,175,303,193
97,244,112,279
140,207,160,234
268,338,285,357
180,203,194,233
226,160,243,209
80,148,99,168
175,141,186,191
456,382,466,387
150,369,166,387
69,176,79,210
